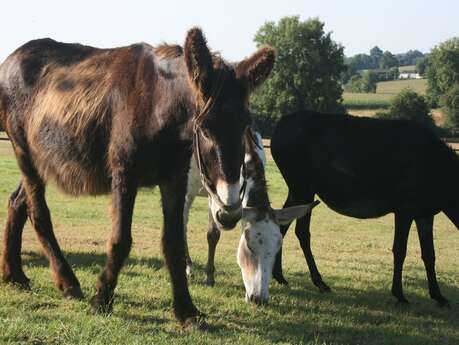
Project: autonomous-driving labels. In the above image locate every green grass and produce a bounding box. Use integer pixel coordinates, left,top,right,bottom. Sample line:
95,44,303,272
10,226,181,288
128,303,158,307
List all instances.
342,92,393,109
376,79,427,95
1,140,459,344
343,79,428,111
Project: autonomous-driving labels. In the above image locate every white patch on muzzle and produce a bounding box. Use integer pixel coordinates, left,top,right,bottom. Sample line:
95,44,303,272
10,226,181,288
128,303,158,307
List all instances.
216,180,241,206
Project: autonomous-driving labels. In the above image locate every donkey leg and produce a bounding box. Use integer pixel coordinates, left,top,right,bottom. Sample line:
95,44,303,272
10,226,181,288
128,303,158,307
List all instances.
415,216,449,307
160,179,202,325
183,194,195,277
21,174,82,298
273,192,294,285
91,171,137,314
205,211,221,286
391,213,412,305
1,182,29,287
295,213,330,293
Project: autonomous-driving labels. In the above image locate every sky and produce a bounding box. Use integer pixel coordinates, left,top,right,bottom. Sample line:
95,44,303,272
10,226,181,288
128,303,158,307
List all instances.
0,0,457,62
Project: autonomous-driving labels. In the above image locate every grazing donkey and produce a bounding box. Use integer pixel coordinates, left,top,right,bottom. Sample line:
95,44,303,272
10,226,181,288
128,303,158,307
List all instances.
0,28,276,325
183,128,318,303
271,110,459,307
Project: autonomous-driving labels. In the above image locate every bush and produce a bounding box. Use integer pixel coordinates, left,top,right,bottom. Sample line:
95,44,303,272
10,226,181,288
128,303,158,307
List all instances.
443,83,459,130
376,88,435,129
344,71,377,93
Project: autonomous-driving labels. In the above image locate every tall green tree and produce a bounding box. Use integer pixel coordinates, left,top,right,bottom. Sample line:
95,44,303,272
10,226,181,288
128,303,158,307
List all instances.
426,37,459,106
251,16,346,127
379,51,399,69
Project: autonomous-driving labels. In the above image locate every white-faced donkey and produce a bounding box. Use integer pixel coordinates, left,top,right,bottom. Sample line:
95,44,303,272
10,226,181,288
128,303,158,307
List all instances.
184,128,319,304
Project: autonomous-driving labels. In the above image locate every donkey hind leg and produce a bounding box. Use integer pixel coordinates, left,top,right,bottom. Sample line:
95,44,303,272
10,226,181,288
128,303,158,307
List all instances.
91,171,137,314
1,182,29,287
20,172,82,298
415,216,449,307
205,210,221,286
272,191,295,285
160,179,203,326
391,213,412,305
183,192,196,277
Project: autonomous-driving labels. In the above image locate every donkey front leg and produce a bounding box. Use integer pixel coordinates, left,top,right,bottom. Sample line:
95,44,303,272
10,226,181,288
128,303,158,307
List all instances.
205,210,221,286
91,171,137,313
1,182,29,287
391,213,412,304
272,192,295,285
160,179,203,326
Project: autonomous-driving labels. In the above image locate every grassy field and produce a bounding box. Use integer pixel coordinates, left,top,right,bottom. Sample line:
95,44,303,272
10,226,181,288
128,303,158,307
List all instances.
398,65,417,73
0,139,459,344
343,79,428,111
376,79,427,95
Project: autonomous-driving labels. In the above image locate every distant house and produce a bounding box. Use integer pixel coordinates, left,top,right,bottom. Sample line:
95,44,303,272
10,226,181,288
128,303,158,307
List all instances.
398,66,421,79
399,72,422,79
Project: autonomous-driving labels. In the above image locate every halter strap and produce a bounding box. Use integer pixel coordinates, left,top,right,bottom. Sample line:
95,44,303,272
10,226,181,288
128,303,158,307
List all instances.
193,124,247,211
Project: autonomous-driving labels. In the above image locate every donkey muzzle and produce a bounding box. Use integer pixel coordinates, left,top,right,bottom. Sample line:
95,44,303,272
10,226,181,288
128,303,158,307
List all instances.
216,201,242,230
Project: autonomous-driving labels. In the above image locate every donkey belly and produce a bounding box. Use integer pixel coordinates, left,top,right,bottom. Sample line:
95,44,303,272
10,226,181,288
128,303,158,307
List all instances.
314,170,393,219
30,120,111,196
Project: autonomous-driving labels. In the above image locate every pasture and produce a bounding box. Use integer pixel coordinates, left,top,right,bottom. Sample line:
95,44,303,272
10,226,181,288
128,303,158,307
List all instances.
343,79,428,112
0,138,459,345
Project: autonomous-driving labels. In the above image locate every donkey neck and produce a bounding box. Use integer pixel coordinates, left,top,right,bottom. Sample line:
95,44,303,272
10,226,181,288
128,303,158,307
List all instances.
242,131,271,213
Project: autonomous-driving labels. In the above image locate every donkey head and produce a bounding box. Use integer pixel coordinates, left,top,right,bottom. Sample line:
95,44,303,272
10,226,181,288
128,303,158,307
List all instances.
237,201,320,304
184,28,275,230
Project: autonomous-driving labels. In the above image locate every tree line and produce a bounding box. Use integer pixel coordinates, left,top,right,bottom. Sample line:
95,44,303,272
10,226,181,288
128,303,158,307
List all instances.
250,16,459,137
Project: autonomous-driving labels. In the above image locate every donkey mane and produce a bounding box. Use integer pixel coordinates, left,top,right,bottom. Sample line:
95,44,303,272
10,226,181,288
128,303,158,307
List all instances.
154,43,184,60
244,132,271,214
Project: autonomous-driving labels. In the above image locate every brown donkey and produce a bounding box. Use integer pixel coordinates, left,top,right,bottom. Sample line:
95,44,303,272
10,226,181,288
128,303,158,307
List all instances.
0,28,275,325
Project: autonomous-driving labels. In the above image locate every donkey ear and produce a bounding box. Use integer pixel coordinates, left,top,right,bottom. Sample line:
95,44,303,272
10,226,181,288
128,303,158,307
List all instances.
273,200,320,225
236,46,276,91
184,27,214,100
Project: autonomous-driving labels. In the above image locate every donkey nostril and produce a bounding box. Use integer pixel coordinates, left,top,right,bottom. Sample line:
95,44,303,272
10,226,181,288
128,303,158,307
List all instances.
216,210,239,229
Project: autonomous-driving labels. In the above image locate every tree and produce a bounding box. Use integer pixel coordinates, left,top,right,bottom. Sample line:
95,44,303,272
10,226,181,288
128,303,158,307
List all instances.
370,46,383,66
376,89,434,129
396,50,425,66
251,16,346,129
426,37,459,106
344,71,378,93
443,83,459,129
379,51,399,69
361,70,378,93
416,57,427,76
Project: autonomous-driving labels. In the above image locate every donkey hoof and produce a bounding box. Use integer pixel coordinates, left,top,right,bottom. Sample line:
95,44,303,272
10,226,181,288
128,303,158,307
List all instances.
395,298,409,306
182,312,208,331
63,285,84,300
2,272,30,290
273,275,289,286
317,282,332,293
206,277,215,286
90,293,114,315
436,299,451,309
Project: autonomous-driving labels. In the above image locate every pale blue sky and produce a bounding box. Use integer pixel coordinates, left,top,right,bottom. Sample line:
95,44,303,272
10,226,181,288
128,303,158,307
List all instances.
0,0,457,62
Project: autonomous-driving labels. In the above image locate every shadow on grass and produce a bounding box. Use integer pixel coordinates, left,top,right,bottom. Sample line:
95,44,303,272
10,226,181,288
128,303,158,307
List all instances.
21,250,164,274
13,251,459,344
